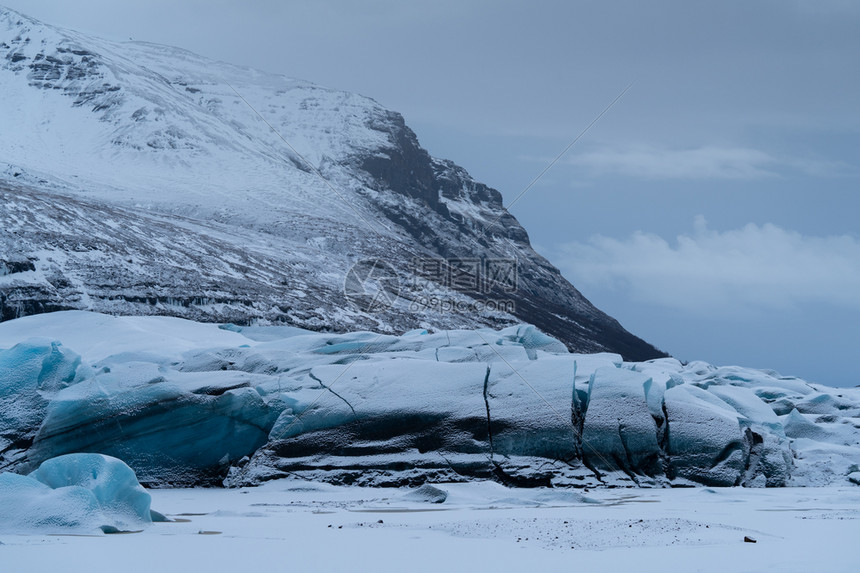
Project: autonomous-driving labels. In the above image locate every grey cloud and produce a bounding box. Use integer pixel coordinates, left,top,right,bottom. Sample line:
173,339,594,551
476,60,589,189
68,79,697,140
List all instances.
556,217,860,316
567,146,780,180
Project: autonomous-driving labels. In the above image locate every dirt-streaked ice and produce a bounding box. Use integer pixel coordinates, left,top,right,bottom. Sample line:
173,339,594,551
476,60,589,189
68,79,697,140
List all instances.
1,311,857,489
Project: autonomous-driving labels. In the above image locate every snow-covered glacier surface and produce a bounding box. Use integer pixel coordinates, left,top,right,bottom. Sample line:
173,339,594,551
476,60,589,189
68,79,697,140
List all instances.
0,311,858,489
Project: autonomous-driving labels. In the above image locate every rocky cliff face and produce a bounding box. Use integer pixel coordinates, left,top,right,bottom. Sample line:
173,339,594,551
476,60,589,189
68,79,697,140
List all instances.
0,7,664,361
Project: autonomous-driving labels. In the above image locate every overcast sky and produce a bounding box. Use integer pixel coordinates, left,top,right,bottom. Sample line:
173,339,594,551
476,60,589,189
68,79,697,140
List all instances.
4,0,859,386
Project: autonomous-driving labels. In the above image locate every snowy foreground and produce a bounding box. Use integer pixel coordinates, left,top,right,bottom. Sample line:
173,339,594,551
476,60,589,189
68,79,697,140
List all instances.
1,479,858,573
1,311,859,489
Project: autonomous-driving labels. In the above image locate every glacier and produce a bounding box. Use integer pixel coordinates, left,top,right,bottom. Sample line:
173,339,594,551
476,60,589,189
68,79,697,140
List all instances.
0,311,857,489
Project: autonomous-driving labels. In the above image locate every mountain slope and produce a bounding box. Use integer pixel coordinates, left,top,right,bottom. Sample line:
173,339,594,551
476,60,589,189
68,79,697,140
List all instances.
0,6,665,361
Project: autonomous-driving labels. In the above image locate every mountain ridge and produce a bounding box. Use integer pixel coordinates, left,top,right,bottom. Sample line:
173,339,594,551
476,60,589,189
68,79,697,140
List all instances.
0,6,665,361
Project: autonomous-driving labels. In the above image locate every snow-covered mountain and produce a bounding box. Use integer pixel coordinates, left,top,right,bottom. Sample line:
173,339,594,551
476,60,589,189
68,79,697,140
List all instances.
0,6,663,360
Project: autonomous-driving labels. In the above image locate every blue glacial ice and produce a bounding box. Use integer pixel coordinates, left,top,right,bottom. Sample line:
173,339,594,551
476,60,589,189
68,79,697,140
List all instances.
0,453,151,533
25,364,281,484
581,367,662,478
0,340,83,461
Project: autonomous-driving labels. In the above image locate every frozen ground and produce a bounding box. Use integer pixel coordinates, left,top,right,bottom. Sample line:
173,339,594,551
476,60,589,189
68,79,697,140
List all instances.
1,480,857,572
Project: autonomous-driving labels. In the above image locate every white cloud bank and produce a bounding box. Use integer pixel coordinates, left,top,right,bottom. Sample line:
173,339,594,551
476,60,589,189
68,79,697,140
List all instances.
557,217,860,316
568,146,780,180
